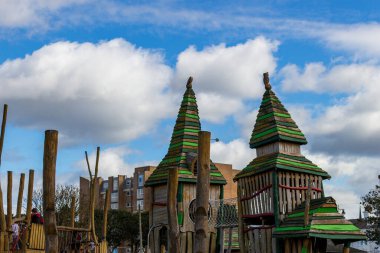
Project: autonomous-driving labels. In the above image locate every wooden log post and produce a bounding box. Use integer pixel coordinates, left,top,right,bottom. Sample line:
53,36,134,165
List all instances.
17,173,25,218
237,186,246,253
43,130,59,253
0,181,6,251
23,169,35,250
167,166,179,253
194,131,211,253
71,196,76,228
0,104,7,251
6,171,13,251
343,242,350,253
102,189,110,240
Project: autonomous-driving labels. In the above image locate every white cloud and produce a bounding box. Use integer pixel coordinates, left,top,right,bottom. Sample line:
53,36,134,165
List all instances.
173,37,278,123
0,39,175,145
211,139,254,170
0,0,89,29
280,63,380,93
76,146,132,178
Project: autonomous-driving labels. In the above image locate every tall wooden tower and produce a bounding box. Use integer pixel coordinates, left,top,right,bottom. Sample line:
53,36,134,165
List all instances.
145,77,226,253
234,73,331,252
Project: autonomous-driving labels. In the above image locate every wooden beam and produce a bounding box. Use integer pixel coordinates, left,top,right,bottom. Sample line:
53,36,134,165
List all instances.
167,166,179,253
22,169,35,251
102,189,110,240
6,171,12,251
16,173,25,218
70,196,76,228
237,186,246,253
0,104,7,251
0,104,8,166
194,131,211,253
43,130,59,253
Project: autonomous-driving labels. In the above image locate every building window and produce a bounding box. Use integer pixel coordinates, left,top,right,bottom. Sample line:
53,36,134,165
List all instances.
137,200,144,210
111,192,118,203
111,203,119,209
138,174,144,187
113,178,118,191
102,181,108,192
137,188,144,199
126,190,130,196
127,202,131,207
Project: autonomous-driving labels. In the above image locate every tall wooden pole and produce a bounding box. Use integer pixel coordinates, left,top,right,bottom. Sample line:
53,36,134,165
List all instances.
71,196,76,228
167,167,179,252
17,173,25,218
102,189,110,240
43,130,59,253
23,169,34,250
194,131,211,253
6,171,13,251
0,104,7,251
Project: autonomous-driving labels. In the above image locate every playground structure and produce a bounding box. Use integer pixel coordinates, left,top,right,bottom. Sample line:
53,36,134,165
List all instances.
145,73,366,253
0,106,108,253
234,73,366,253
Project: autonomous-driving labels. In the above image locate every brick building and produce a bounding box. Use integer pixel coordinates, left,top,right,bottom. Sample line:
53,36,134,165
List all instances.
79,164,238,213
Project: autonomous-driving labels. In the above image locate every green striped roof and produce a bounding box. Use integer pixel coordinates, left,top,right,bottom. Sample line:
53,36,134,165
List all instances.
250,89,307,148
145,79,226,187
234,153,330,180
273,197,366,241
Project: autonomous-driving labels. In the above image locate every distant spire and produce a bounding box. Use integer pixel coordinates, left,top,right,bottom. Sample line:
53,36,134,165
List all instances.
263,72,272,90
186,76,193,89
359,205,362,220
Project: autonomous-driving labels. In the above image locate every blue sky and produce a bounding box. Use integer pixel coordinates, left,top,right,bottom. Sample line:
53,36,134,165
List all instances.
0,0,380,218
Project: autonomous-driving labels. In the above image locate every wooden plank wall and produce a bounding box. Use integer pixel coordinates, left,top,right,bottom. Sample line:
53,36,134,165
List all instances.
239,172,273,217
246,227,275,253
283,238,313,253
29,224,45,250
278,172,323,220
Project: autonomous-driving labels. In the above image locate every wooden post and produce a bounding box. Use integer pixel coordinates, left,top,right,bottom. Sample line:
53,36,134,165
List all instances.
23,169,34,250
0,104,7,251
102,189,110,240
71,196,76,228
0,181,6,251
167,166,179,253
342,242,350,253
194,131,211,253
43,130,59,253
85,147,100,244
17,173,25,218
237,186,246,253
304,179,311,227
6,171,13,251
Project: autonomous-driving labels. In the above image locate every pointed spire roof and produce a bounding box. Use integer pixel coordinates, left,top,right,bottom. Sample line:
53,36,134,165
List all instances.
145,77,226,186
235,72,330,180
250,72,307,148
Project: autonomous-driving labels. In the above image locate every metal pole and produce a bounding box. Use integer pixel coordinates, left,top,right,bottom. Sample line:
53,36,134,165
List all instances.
139,204,144,253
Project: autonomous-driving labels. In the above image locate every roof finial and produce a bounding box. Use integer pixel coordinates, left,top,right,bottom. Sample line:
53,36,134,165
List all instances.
263,72,272,90
186,76,193,89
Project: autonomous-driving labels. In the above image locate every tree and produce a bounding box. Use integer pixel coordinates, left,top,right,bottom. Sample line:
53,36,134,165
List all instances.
31,184,80,226
361,181,380,244
94,209,149,252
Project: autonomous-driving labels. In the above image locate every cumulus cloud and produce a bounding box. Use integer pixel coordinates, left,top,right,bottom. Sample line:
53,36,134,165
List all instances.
0,39,175,146
279,62,380,155
0,0,89,29
173,37,278,123
211,139,254,170
75,146,159,179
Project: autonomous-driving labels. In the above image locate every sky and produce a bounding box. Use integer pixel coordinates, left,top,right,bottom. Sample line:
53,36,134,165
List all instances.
0,0,379,219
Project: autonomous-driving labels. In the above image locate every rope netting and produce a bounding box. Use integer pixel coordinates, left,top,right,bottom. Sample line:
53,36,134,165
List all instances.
188,198,239,228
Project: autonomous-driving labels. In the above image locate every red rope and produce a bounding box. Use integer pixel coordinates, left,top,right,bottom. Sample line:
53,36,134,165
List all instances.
240,184,273,201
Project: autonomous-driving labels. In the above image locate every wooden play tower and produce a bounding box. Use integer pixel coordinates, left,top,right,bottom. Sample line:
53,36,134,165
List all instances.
234,73,365,253
145,77,227,253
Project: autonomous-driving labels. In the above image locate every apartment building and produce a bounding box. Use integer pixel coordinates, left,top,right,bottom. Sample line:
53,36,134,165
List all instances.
79,166,155,213
79,164,238,214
